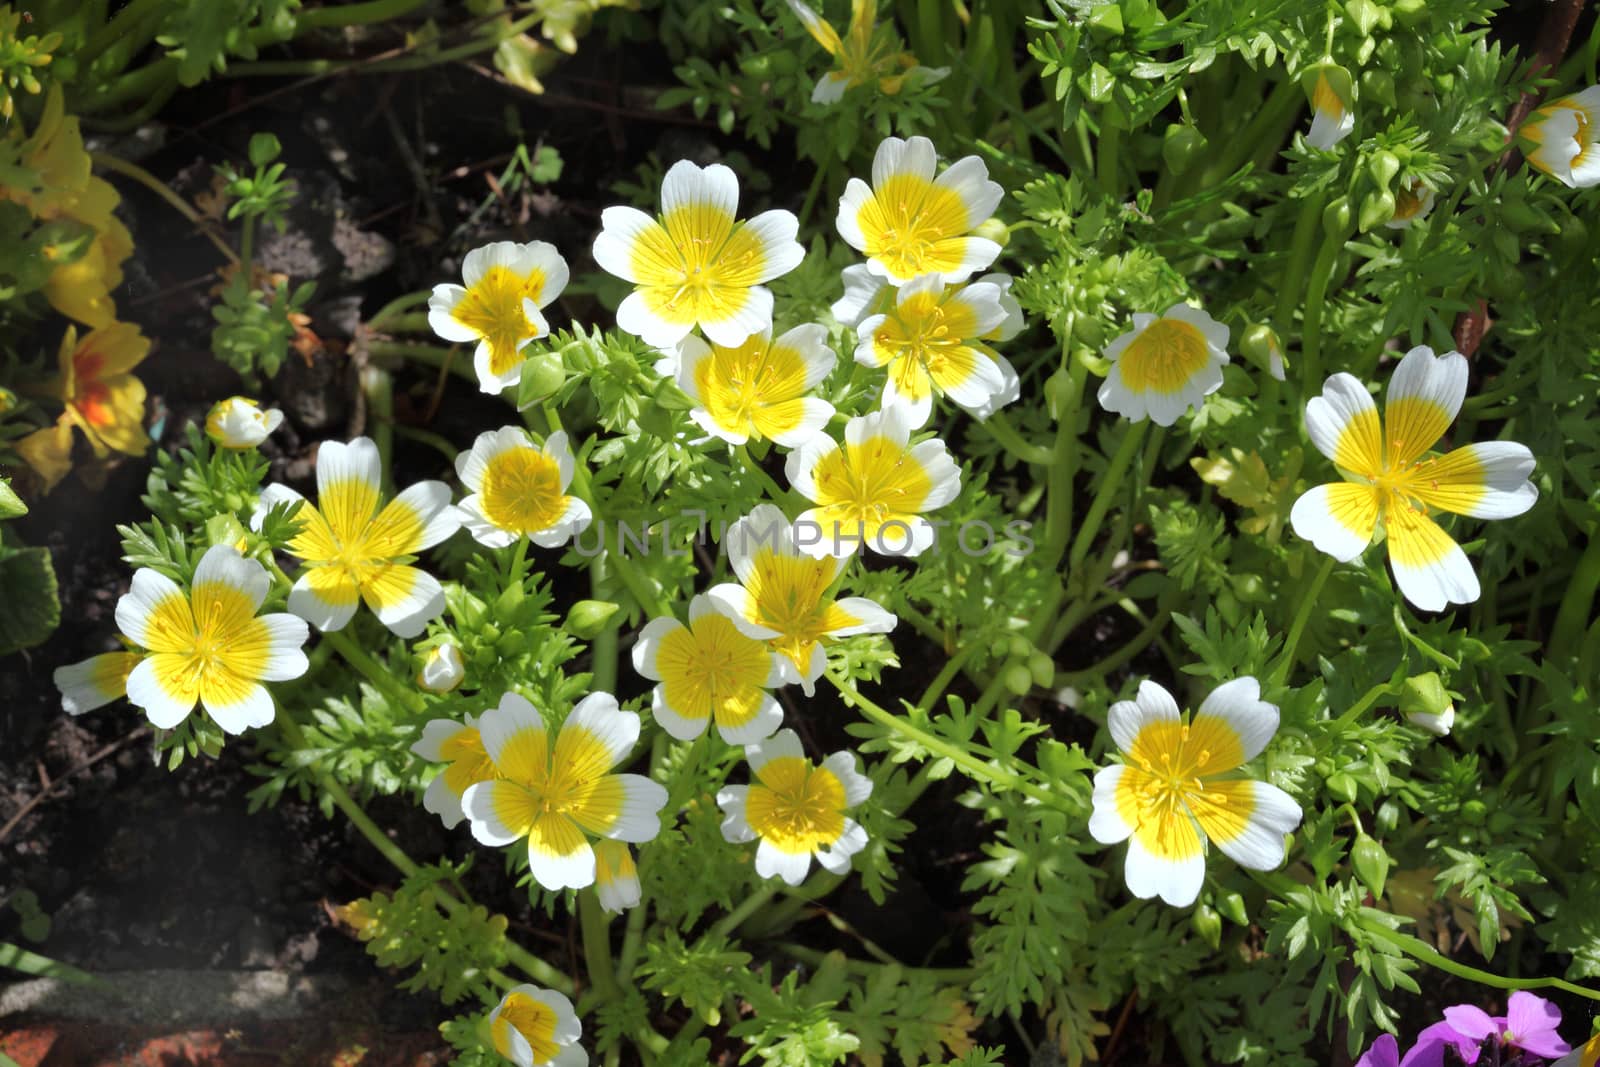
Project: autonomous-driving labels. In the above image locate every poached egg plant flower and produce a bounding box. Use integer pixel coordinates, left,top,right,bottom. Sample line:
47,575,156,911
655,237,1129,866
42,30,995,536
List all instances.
672,323,837,446
488,984,587,1067
1090,678,1302,908
837,135,1003,284
593,160,804,348
110,544,310,734
785,403,961,557
1097,303,1231,427
53,650,143,716
1304,65,1355,150
1289,346,1538,612
593,840,642,914
1521,86,1600,188
428,240,571,395
784,0,946,104
253,437,462,639
855,273,1015,426
707,504,897,695
454,427,592,549
717,728,873,886
462,691,668,890
410,713,493,829
631,593,788,744
205,396,284,450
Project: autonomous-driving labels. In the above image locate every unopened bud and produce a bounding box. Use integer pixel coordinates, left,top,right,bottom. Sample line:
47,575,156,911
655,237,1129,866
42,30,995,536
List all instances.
417,642,465,693
566,599,620,639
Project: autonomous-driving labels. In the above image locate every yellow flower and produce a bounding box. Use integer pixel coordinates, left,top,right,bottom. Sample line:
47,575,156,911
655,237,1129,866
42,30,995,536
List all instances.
251,436,461,637
455,426,591,549
1289,346,1538,612
50,322,151,458
631,593,787,744
205,396,284,450
428,240,570,394
1522,86,1600,188
111,545,310,734
14,417,75,493
488,983,586,1067
463,692,668,890
1089,678,1301,908
837,136,1003,285
1096,303,1230,427
786,403,961,557
706,504,896,695
593,841,640,915
672,324,836,446
784,0,946,104
592,160,804,347
410,713,494,828
853,273,1015,426
717,728,873,886
53,650,142,716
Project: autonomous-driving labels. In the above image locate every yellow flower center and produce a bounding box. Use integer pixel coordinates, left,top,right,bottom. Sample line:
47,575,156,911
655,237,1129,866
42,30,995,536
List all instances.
493,991,561,1063
144,582,273,707
451,265,548,375
1118,319,1210,395
745,755,847,854
480,447,567,534
659,614,771,725
810,434,932,540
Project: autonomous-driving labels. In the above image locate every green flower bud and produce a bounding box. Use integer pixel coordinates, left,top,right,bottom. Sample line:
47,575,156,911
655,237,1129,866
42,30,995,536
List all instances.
495,581,525,616
1398,672,1455,735
1028,650,1055,688
248,132,282,168
1462,799,1488,825
1323,196,1353,238
1344,0,1383,36
1359,189,1396,232
1003,663,1033,696
516,351,567,409
1239,323,1287,381
989,635,1012,661
1084,63,1115,104
1008,634,1033,659
652,375,697,412
1191,904,1223,948
972,217,1011,249
1326,771,1359,803
1377,800,1400,833
1087,4,1124,38
1044,369,1075,420
566,599,620,639
1368,150,1401,189
1391,0,1427,25
1217,891,1249,926
1350,831,1391,900
1162,124,1208,176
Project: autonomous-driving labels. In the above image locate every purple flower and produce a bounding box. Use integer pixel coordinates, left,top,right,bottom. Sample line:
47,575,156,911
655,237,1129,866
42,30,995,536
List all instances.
1358,1035,1402,1067
1442,992,1572,1062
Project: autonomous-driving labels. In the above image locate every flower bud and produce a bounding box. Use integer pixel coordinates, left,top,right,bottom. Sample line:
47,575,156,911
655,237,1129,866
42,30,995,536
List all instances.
1217,891,1249,926
1191,904,1223,948
1359,189,1397,232
417,642,465,693
1325,771,1359,803
565,599,620,639
972,217,1011,250
651,375,697,412
205,396,284,450
1162,124,1208,176
1399,672,1454,735
515,351,567,410
1350,831,1391,900
1028,650,1055,689
1239,324,1287,382
1368,150,1401,189
1003,662,1033,696
1323,195,1353,238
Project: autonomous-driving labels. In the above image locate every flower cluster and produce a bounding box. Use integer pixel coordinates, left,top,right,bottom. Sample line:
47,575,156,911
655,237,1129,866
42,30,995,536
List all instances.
1355,992,1585,1067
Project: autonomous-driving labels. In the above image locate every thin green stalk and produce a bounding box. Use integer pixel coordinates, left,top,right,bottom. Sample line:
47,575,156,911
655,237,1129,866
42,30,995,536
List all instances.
1058,603,1173,684
915,644,976,714
0,942,103,985
1039,332,1087,572
589,562,620,692
579,891,620,1002
296,0,429,29
1097,117,1122,196
391,424,460,463
323,628,426,713
1067,422,1148,571
1299,223,1349,391
709,886,779,940
224,12,543,77
368,340,480,387
734,443,788,502
89,152,238,264
1272,554,1337,686
1549,530,1600,663
982,411,1056,466
1358,917,1600,1003
362,365,395,494
75,55,178,115
77,0,166,69
367,290,433,330
777,941,978,981
1274,192,1327,332
1195,76,1301,188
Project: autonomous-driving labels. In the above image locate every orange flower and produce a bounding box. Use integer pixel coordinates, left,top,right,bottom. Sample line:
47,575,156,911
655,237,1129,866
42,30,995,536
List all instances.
53,323,151,459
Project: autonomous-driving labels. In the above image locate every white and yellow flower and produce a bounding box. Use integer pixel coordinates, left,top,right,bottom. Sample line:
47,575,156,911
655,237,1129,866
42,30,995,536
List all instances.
784,0,946,104
53,650,141,716
837,136,1003,284
410,713,493,829
428,240,571,395
1089,678,1302,908
717,728,872,886
632,593,787,744
417,641,466,693
673,324,836,446
786,403,960,557
593,160,804,348
1305,68,1354,150
454,427,591,550
854,273,1015,426
112,545,310,734
830,262,889,327
252,437,461,638
1385,180,1436,230
488,984,587,1067
1289,346,1538,612
205,396,284,450
1097,303,1231,427
706,504,896,695
1522,86,1600,188
462,692,668,891
594,840,641,914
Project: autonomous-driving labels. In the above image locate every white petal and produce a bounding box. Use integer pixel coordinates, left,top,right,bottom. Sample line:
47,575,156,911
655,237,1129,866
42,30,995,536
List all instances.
1124,834,1205,907
462,781,526,846
814,818,867,874
422,773,466,829
366,565,446,638
255,613,311,681
821,750,873,806
1193,677,1279,764
1108,680,1181,754
315,437,382,514
251,483,305,532
1290,484,1377,563
700,285,776,348
124,656,194,729
717,785,756,842
740,209,805,284
755,839,814,885
410,717,469,761
386,480,461,551
593,206,659,284
561,692,639,771
662,160,739,221
835,179,874,253
932,155,1003,236
830,263,886,326
828,596,897,637
1207,781,1302,871
1386,513,1480,613
478,692,546,769
461,241,524,287
515,240,570,308
716,693,783,746
616,289,692,348
1432,441,1539,519
631,615,682,682
202,680,276,735
872,135,937,189
1088,764,1134,844
908,439,961,509
115,567,184,648
287,570,361,632
427,284,479,342
651,688,709,742
1304,373,1380,469
746,728,804,776
785,434,835,502
596,774,669,843
1386,345,1468,440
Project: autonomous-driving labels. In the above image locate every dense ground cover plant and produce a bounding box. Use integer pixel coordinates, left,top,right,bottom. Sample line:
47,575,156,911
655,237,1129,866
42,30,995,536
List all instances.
6,0,1600,1064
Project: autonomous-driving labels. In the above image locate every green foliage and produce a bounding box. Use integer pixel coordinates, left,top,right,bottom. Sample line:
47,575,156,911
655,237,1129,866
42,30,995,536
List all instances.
0,476,58,654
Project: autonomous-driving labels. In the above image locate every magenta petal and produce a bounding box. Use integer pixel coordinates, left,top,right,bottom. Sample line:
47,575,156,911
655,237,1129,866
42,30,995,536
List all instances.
1444,1005,1498,1042
1513,1031,1572,1059
1407,1022,1468,1067
1357,1034,1402,1067
1506,991,1563,1039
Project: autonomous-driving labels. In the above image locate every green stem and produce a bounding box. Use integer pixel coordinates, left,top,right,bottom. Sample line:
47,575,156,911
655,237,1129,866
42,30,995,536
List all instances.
1272,555,1337,686
709,886,778,940
390,424,460,463
1299,223,1349,391
224,12,543,77
1039,333,1087,573
1058,603,1173,684
1196,76,1302,187
734,443,788,503
982,412,1056,466
0,942,102,985
296,0,429,29
1097,116,1122,196
1549,530,1600,662
579,890,619,1002
362,365,395,494
1067,422,1148,571
77,0,166,70
915,644,976,714
323,629,426,713
368,340,480,387
1358,917,1600,1002
1274,193,1327,333
776,941,978,981
367,290,433,330
89,152,238,264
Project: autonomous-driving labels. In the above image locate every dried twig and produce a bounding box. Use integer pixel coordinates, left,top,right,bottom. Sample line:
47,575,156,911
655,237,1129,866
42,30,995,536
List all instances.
0,726,150,845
